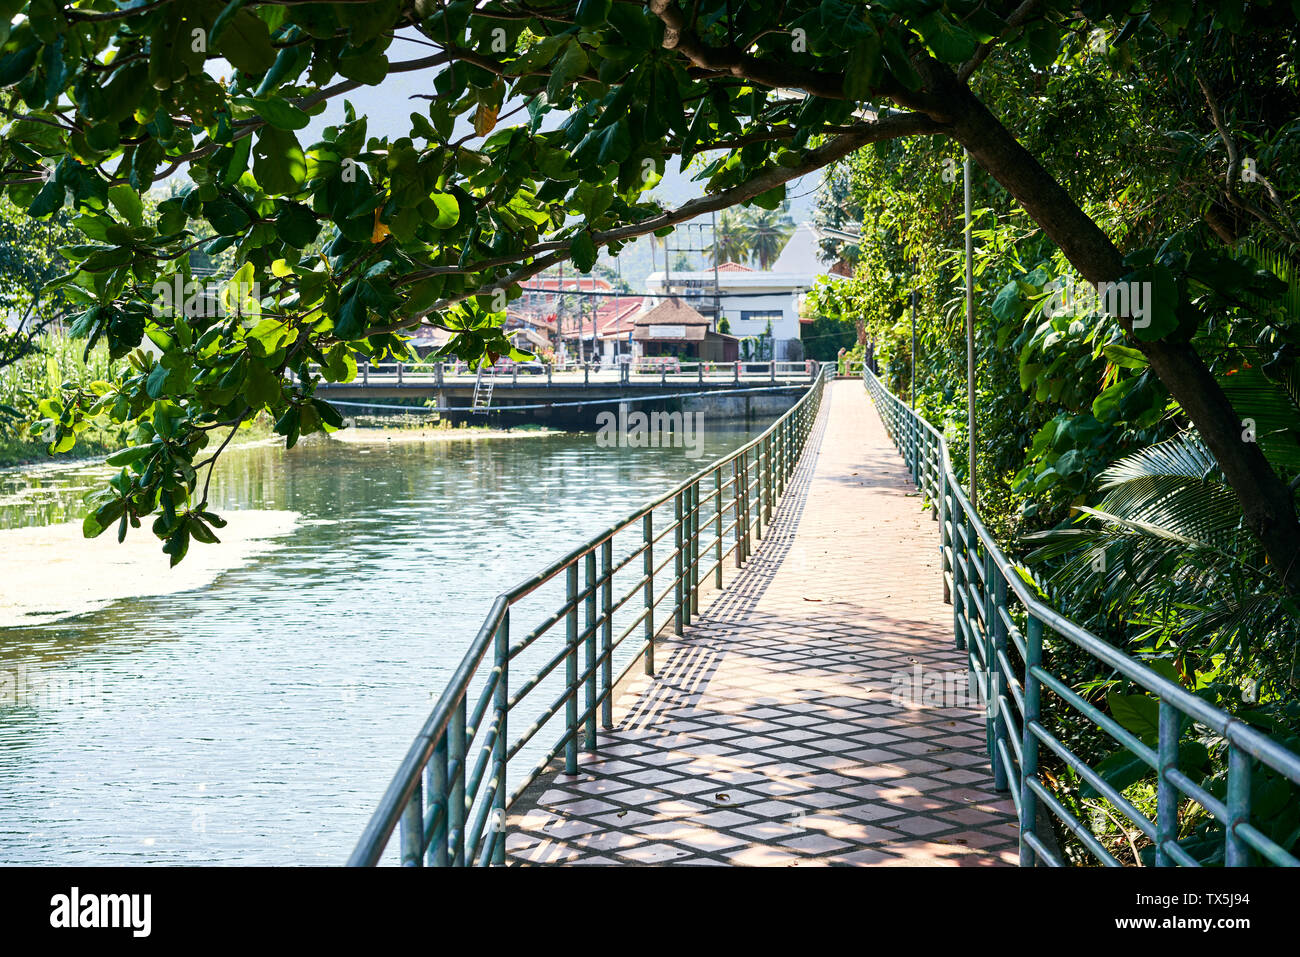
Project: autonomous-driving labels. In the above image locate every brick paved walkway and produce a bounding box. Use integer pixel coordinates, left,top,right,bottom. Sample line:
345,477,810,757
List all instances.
506,379,1018,866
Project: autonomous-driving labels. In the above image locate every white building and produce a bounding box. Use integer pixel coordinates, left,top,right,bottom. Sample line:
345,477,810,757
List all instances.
642,222,842,361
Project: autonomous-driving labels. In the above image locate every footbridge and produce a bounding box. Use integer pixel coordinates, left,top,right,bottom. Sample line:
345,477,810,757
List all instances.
348,369,1300,867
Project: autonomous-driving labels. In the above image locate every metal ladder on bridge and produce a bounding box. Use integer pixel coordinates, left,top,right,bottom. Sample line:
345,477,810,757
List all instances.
471,364,495,413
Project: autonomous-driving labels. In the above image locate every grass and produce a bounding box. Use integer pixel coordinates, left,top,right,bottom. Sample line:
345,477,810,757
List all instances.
0,332,130,468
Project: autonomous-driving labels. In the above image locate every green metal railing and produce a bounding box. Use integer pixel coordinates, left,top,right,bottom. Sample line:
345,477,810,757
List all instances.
864,367,1300,867
348,367,830,866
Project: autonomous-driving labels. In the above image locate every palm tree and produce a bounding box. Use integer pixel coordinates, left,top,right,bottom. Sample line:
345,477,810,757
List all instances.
1024,429,1299,692
742,205,796,269
713,209,749,265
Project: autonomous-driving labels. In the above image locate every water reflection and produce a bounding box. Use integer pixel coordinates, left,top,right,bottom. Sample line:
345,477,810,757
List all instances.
0,422,774,864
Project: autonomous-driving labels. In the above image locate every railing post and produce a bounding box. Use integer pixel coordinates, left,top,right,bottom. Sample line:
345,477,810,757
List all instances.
492,610,509,866
951,498,967,651
397,361,404,385
1019,613,1042,867
713,467,723,588
362,361,370,385
565,563,579,774
642,513,655,676
939,466,952,605
754,444,763,541
734,360,740,384
763,435,773,524
436,361,444,388
1226,747,1252,866
689,482,700,617
674,492,685,635
399,779,424,867
740,451,750,563
584,549,597,752
600,539,613,729
989,565,1009,792
449,698,466,866
429,737,448,866
732,458,742,568
1155,700,1179,866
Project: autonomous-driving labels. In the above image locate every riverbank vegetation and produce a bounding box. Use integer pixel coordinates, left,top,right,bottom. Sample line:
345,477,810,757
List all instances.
0,333,128,467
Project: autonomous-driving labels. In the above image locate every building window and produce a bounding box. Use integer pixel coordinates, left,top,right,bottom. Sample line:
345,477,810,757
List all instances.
739,311,783,324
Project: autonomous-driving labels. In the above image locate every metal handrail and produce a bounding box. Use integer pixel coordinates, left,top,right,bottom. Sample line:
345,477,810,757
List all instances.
863,366,1300,867
348,367,830,865
344,359,819,385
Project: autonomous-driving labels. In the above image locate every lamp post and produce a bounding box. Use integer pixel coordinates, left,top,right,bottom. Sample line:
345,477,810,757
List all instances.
964,149,977,509
909,256,917,409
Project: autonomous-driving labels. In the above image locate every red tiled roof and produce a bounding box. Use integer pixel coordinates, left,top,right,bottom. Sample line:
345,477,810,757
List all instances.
596,297,644,337
716,261,754,272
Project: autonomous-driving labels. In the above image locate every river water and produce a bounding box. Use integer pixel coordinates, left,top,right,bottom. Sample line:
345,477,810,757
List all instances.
0,423,770,864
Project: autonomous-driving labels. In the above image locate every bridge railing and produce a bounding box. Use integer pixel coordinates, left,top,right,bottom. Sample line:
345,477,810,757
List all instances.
864,367,1300,867
348,367,831,865
343,359,818,386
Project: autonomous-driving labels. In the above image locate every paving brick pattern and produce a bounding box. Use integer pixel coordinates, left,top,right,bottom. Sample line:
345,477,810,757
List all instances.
507,380,1018,866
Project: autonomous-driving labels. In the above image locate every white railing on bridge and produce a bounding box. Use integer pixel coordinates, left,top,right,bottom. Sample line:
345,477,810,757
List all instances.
335,359,821,388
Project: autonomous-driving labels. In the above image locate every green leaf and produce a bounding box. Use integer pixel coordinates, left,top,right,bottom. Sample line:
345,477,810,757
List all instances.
1108,692,1160,743
252,126,307,195
548,40,589,102
1103,343,1149,369
575,0,612,28
991,281,1022,321
275,202,321,247
235,96,310,131
843,34,882,100
104,444,154,468
107,184,144,227
571,231,597,272
913,11,978,63
220,10,277,75
1122,264,1178,341
428,192,460,229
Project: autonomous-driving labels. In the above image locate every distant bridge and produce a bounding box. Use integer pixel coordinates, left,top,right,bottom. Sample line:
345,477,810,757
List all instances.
315,360,822,424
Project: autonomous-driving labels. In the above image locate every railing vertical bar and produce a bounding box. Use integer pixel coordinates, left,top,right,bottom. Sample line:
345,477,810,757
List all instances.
689,481,700,617
600,539,613,729
1019,613,1043,866
1226,746,1251,867
1155,700,1179,866
427,737,448,867
674,492,685,634
732,457,742,568
449,698,466,866
713,466,723,588
565,563,579,774
491,610,509,866
643,513,655,676
584,549,597,751
399,779,423,867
